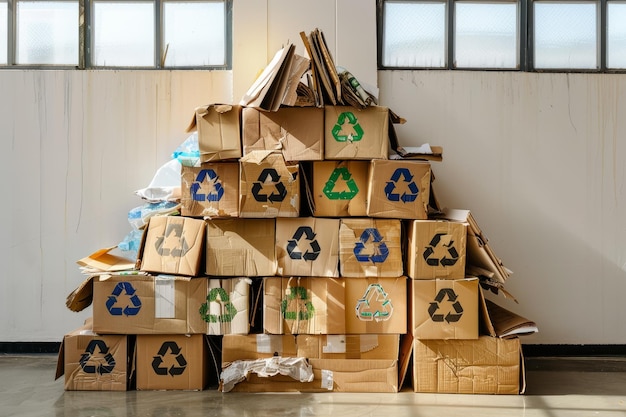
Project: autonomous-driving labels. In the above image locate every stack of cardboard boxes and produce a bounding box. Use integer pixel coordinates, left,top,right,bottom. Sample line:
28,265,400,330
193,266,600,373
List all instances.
56,89,531,395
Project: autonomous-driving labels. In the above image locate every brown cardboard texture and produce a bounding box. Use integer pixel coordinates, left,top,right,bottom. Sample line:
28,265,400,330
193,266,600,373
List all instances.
180,162,239,218
275,217,339,277
324,105,389,160
202,278,251,335
296,334,399,360
366,160,431,219
56,324,129,391
139,216,205,277
344,277,407,334
186,104,242,162
412,336,524,394
239,151,300,218
263,277,345,335
92,275,208,334
242,106,324,161
221,334,297,363
76,246,136,273
411,278,479,340
311,161,369,217
205,218,277,276
407,219,468,280
339,218,403,277
136,334,208,391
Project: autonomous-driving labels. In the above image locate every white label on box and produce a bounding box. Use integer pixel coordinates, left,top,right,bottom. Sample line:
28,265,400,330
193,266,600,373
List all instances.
321,370,334,390
154,276,176,318
322,335,347,354
256,334,283,354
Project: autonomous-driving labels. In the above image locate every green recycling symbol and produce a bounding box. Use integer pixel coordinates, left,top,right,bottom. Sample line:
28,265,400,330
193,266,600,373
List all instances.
281,286,315,321
199,288,238,323
323,167,359,200
331,112,364,142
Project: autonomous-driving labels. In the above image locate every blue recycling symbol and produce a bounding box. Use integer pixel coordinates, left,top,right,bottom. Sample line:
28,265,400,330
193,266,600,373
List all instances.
353,228,389,263
106,281,142,316
286,226,321,261
79,339,116,375
190,169,224,202
384,168,419,203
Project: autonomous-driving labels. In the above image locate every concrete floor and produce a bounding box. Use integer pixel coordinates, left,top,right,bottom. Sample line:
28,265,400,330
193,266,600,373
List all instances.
1,354,626,417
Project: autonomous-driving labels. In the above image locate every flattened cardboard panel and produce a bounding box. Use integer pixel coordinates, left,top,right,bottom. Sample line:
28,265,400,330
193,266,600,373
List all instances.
180,163,239,218
139,216,206,277
221,334,297,363
242,106,324,161
324,106,389,160
344,277,407,334
275,217,339,277
407,220,468,280
366,160,431,219
311,161,369,217
411,278,479,340
339,218,403,277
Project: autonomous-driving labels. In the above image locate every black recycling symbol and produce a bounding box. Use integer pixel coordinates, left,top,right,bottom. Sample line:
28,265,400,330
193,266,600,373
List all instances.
384,168,419,203
428,288,463,323
251,168,287,203
106,281,142,316
286,226,321,261
155,223,190,257
353,228,389,263
190,169,224,202
152,341,187,377
79,339,116,375
423,233,459,266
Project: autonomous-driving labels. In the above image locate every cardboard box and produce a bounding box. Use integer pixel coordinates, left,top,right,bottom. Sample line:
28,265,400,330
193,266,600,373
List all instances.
180,162,239,218
339,218,403,278
136,334,209,391
56,323,130,391
407,219,468,280
139,216,206,277
205,218,276,277
221,334,297,363
411,278,479,340
275,217,339,277
296,334,399,360
324,106,389,160
239,152,300,218
311,161,369,217
242,106,324,161
344,277,407,334
366,160,431,219
263,277,346,335
92,275,208,335
412,336,524,394
203,278,251,335
186,104,242,162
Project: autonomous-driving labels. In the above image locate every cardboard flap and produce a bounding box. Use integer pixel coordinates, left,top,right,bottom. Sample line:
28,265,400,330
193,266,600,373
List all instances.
76,247,136,273
484,298,538,338
239,149,279,164
186,104,234,133
65,275,96,312
398,333,414,390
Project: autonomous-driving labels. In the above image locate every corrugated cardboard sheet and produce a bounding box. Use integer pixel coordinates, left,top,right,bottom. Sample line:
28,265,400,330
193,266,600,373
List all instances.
204,278,251,335
344,277,407,334
311,160,369,217
186,104,242,162
324,105,389,160
180,162,239,218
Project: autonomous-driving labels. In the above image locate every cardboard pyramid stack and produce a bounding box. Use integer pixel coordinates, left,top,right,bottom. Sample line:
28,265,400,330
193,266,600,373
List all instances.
56,28,537,394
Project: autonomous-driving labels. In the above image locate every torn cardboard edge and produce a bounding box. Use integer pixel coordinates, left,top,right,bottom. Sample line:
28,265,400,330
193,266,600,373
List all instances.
388,109,443,162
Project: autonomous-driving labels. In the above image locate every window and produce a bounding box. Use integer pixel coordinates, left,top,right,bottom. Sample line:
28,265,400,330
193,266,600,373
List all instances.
0,0,231,68
379,0,626,72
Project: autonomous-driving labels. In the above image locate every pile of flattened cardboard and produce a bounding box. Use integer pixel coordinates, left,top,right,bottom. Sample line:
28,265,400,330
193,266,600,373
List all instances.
56,28,537,394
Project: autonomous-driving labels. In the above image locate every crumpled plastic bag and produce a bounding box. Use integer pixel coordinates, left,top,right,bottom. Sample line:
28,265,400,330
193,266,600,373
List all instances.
134,158,182,203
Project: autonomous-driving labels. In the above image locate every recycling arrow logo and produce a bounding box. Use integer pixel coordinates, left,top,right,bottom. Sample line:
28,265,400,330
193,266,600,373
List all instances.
322,167,359,200
331,111,364,142
355,283,393,322
281,286,315,321
423,233,459,266
79,340,116,375
384,168,419,203
155,223,190,257
353,228,389,263
199,287,238,323
428,288,464,323
286,226,321,261
106,282,142,316
190,169,224,202
251,168,287,203
151,341,187,377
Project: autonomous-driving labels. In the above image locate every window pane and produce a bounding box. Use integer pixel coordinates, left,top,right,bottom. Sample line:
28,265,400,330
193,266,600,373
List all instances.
608,2,626,69
16,1,79,65
455,2,518,68
534,2,597,69
382,1,446,68
0,1,7,64
163,1,225,67
93,1,154,66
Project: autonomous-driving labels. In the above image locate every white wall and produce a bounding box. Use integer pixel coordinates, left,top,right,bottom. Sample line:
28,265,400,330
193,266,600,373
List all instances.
1,0,625,344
